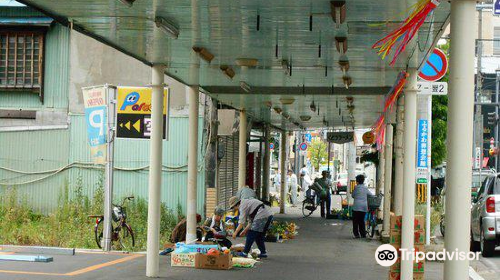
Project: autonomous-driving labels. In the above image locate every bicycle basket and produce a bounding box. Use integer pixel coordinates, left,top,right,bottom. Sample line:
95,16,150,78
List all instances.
368,195,383,209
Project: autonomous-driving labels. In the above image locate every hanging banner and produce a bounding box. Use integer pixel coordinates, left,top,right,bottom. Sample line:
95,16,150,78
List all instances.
326,132,354,144
416,119,430,184
82,86,107,164
116,87,169,139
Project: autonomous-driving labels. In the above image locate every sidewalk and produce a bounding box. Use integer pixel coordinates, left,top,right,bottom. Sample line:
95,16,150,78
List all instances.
0,206,459,280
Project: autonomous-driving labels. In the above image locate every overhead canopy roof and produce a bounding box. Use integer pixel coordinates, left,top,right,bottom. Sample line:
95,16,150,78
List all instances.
17,0,450,130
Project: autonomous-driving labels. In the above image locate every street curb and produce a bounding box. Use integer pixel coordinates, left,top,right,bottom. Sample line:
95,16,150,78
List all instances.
0,245,75,256
469,266,486,280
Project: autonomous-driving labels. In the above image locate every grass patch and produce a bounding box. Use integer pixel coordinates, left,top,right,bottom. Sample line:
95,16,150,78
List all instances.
0,181,179,251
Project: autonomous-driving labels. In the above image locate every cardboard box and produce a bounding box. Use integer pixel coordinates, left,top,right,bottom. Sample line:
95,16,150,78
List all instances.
390,230,425,246
390,215,425,232
171,253,197,267
389,272,424,280
195,254,232,270
390,245,425,273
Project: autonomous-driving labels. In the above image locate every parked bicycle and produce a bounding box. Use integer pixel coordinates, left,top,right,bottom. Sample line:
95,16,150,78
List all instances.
89,196,135,250
365,194,383,238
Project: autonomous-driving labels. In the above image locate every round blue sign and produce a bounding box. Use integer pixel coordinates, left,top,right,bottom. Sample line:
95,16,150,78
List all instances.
299,142,308,151
270,143,275,150
419,48,448,82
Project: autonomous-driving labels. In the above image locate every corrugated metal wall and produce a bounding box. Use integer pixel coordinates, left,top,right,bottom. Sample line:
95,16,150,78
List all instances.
0,116,206,214
0,128,71,211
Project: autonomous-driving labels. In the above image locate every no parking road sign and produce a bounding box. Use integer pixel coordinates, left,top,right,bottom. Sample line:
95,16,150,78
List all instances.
419,48,448,82
299,142,308,151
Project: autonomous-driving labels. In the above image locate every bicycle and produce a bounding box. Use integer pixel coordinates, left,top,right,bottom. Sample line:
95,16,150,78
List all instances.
301,193,318,217
365,194,383,238
89,196,135,250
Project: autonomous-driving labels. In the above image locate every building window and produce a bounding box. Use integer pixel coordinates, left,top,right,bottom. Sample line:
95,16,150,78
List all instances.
494,27,500,56
0,32,44,93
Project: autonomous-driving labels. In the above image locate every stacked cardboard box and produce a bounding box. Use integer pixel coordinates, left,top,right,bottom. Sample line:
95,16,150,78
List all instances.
389,214,425,280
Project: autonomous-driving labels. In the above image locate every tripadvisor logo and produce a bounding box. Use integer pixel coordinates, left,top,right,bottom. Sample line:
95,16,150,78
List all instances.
375,244,481,266
375,244,398,267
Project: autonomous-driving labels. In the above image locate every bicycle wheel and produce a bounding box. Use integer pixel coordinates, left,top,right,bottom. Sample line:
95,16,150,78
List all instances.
302,198,315,217
95,219,104,249
117,223,135,251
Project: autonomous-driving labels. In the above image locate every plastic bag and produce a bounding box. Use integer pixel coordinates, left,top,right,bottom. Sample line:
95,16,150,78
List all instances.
174,242,219,254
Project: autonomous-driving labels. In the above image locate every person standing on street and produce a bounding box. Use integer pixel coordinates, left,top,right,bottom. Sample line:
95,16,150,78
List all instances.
287,170,298,206
300,170,313,201
230,196,273,258
315,171,332,218
351,174,374,238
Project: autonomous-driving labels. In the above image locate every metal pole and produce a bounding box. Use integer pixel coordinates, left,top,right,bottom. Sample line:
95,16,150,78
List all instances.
496,71,499,171
238,110,247,189
401,70,418,280
102,85,116,252
146,64,165,278
347,142,356,203
262,126,271,201
425,95,432,245
382,123,394,237
444,1,476,279
186,86,199,243
327,141,332,172
280,132,287,214
393,96,405,215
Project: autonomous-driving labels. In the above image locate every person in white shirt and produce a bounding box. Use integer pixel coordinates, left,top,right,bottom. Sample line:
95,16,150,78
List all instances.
272,171,281,193
287,170,299,206
300,171,313,200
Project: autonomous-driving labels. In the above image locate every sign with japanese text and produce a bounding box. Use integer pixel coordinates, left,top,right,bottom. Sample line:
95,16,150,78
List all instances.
416,119,430,184
82,86,107,164
116,87,169,139
326,132,354,144
417,119,429,168
417,82,447,95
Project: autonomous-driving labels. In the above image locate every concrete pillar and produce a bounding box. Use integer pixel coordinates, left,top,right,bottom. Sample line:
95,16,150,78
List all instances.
146,64,165,277
393,96,405,215
382,124,394,237
280,132,287,214
238,110,247,189
401,70,418,280
377,141,385,220
186,86,199,243
262,126,271,201
444,1,476,279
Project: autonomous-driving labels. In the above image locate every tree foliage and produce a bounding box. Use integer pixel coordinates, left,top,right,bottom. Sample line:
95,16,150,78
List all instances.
309,138,328,170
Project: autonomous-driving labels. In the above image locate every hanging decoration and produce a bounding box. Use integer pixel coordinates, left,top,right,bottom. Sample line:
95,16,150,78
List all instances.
369,71,408,150
384,71,409,112
372,0,440,66
372,115,386,149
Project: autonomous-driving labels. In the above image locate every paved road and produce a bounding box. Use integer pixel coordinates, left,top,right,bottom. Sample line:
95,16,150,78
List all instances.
474,251,500,280
3,206,485,280
0,207,390,280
